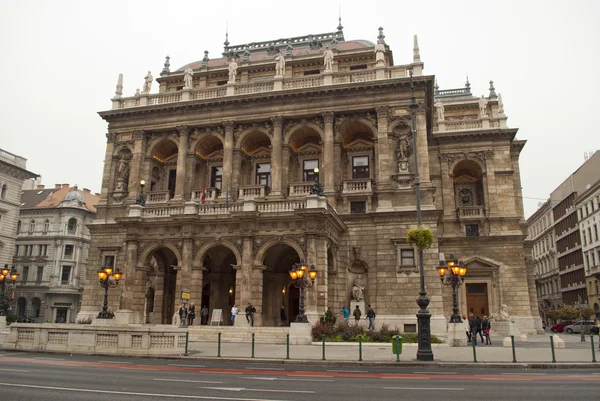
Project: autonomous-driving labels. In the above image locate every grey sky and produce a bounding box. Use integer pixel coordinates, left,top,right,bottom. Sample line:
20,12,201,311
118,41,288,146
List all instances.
1,0,598,217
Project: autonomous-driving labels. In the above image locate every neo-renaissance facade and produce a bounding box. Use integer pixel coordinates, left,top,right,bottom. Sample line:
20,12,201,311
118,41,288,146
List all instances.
80,25,541,335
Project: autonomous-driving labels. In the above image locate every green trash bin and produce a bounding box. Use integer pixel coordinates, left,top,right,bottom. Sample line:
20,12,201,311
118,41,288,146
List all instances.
392,335,403,356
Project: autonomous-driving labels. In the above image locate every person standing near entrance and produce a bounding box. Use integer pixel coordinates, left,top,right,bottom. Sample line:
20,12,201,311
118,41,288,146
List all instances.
200,305,209,325
341,306,350,323
245,302,256,327
353,305,362,323
231,304,239,325
469,312,478,346
187,302,196,326
178,304,188,326
366,304,376,330
481,315,492,345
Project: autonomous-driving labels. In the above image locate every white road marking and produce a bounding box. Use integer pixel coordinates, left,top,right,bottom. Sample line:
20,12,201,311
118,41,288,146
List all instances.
154,378,224,384
326,369,368,373
241,377,277,381
98,361,132,364
384,387,464,391
244,367,285,371
0,368,29,373
413,371,457,375
501,373,547,376
198,386,314,394
242,377,333,382
168,364,206,368
33,357,64,360
0,382,290,401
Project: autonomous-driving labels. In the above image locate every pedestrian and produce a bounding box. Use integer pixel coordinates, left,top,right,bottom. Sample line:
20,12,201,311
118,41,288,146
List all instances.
476,315,484,343
280,305,287,326
353,305,362,323
482,315,492,345
341,306,350,323
187,302,196,326
462,314,471,343
178,303,188,326
366,304,376,330
200,305,209,325
468,312,478,346
245,302,256,327
230,304,238,325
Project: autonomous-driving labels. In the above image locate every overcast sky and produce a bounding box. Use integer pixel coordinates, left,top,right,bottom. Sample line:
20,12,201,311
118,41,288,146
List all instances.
1,0,598,217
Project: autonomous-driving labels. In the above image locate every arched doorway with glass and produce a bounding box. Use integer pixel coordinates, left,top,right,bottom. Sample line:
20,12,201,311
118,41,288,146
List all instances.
201,245,238,325
261,243,301,326
142,246,179,324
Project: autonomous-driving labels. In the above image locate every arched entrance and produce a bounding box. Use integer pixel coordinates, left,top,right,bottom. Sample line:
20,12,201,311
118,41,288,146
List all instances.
262,244,300,326
144,247,179,324
201,245,237,325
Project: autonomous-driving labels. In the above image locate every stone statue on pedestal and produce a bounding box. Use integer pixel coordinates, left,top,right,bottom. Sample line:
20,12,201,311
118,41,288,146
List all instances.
183,65,194,89
351,276,365,301
275,53,285,77
374,40,386,67
396,135,411,173
143,71,153,94
323,46,334,72
435,101,445,121
228,60,238,83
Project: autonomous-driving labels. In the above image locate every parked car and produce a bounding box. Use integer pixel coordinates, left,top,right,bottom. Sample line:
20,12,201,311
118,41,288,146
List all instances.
564,320,595,334
551,321,574,333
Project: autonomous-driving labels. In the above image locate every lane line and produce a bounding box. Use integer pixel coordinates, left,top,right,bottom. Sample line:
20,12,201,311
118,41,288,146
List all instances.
413,371,457,375
384,387,464,391
98,361,132,365
0,368,29,373
33,357,64,361
501,373,547,376
198,386,314,394
245,367,285,371
242,377,333,382
0,382,290,401
169,364,207,368
154,378,224,384
327,369,368,373
380,377,430,380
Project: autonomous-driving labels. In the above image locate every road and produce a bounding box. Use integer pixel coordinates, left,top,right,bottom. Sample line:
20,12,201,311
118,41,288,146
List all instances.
0,352,597,401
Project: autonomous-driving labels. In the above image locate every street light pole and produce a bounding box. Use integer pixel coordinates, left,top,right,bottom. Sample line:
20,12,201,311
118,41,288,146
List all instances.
437,255,467,323
136,180,146,206
289,262,318,323
97,266,123,319
0,265,19,317
408,71,433,361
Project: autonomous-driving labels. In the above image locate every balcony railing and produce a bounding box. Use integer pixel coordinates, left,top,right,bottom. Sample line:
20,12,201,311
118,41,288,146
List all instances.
143,206,185,218
146,191,171,204
288,182,312,197
341,179,373,195
191,188,219,203
238,185,267,200
456,205,486,219
198,203,243,215
256,200,305,213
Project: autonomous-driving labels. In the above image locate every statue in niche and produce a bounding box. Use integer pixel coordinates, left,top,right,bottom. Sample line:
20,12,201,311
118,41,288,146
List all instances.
351,275,365,301
478,97,488,117
323,46,334,72
143,71,153,94
114,156,130,192
274,52,285,77
396,135,411,173
228,60,238,82
435,101,445,121
374,39,386,67
183,65,194,89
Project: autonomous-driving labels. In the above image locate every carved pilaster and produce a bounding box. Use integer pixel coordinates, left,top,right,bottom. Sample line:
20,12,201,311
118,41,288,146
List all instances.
106,133,116,143
133,130,145,141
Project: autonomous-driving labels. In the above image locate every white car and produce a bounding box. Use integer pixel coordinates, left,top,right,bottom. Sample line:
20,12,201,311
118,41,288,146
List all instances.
563,320,595,334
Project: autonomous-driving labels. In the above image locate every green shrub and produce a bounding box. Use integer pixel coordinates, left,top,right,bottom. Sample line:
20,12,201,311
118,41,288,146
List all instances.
312,321,442,343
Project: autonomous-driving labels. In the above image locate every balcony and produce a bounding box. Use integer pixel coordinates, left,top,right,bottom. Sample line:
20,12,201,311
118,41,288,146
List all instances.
456,205,486,219
288,182,312,197
146,190,171,204
341,179,374,195
238,185,268,201
191,188,219,203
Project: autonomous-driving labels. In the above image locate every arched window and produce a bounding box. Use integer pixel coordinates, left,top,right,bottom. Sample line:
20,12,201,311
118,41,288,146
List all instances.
32,298,41,318
1,184,6,199
43,219,50,234
17,297,27,317
29,219,36,233
67,218,77,234
17,220,22,233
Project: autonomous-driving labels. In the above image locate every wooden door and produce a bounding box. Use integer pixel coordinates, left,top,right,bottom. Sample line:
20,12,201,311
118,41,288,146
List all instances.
466,283,489,317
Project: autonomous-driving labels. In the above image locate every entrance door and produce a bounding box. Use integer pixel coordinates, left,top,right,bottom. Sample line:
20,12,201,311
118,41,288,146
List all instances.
56,308,68,323
466,283,489,317
288,286,299,323
162,267,177,324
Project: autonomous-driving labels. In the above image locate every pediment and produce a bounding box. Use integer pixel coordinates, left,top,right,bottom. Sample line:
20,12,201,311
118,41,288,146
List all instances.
346,138,374,149
204,149,224,161
463,256,500,270
296,142,322,154
250,146,272,158
454,174,478,184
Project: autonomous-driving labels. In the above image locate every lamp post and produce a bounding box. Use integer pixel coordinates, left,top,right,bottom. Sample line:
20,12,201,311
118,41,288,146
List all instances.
437,254,467,323
136,180,146,206
310,168,324,196
96,266,123,319
288,262,318,323
408,71,433,361
0,264,19,316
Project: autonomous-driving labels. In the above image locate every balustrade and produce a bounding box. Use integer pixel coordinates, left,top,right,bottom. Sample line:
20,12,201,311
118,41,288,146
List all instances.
236,82,274,95
238,185,267,200
256,200,306,213
146,191,170,204
198,203,242,215
288,182,312,197
143,206,184,217
342,179,373,194
191,188,219,203
456,205,486,218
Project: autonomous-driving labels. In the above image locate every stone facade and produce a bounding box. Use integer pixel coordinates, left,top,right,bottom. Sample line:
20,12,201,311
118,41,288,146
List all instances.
80,27,540,335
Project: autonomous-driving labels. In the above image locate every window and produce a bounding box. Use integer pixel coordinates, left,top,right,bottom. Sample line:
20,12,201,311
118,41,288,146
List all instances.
350,201,366,214
29,219,35,233
0,184,6,199
583,231,587,246
255,163,271,187
592,252,597,267
14,245,19,256
104,255,115,269
466,224,480,237
64,245,74,259
349,64,368,70
43,219,49,234
40,244,47,257
67,218,77,234
27,245,33,256
36,266,44,282
303,160,319,182
17,220,21,233
352,156,370,179
61,266,71,285
210,166,223,190
303,69,320,76
400,249,415,266
594,225,598,241
21,266,29,282
584,253,590,269
32,298,41,318
589,228,593,245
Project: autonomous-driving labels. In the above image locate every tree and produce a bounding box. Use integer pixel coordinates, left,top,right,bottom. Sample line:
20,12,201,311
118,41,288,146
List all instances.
556,306,579,321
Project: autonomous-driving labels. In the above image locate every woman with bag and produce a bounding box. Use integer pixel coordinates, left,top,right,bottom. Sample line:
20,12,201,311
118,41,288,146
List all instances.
481,315,492,345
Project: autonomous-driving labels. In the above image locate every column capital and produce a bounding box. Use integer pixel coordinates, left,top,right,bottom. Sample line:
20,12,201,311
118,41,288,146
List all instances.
271,116,284,128
133,130,145,141
222,120,235,131
375,106,389,119
106,133,116,143
322,111,335,124
176,125,189,136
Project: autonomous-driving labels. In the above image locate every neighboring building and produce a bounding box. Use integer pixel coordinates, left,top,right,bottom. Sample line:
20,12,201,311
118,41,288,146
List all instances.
13,184,99,323
573,171,600,317
0,148,37,269
529,150,600,323
80,25,541,334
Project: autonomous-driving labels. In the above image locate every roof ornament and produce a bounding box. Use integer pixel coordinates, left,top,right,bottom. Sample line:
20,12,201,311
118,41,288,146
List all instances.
434,80,439,96
286,43,293,56
202,50,209,67
377,27,386,45
162,55,170,74
498,93,505,114
242,46,250,63
465,75,471,89
337,6,344,33
114,73,123,98
331,37,339,50
489,80,497,99
223,22,230,55
413,34,420,63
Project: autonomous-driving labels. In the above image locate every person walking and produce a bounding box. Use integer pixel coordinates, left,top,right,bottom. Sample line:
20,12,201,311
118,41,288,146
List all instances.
230,304,238,325
187,302,196,326
280,305,287,326
482,315,492,345
366,304,376,330
353,305,362,323
476,315,484,343
200,305,209,325
178,304,188,326
245,302,256,327
341,306,350,324
462,314,471,343
469,312,478,346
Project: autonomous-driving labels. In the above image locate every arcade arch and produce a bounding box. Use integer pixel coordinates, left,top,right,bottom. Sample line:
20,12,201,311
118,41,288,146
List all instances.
142,246,179,324
200,245,237,325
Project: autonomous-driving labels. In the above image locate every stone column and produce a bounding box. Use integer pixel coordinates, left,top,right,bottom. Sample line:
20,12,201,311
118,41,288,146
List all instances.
239,236,253,308
119,240,144,320
270,116,283,196
175,239,193,310
222,121,235,198
484,151,498,216
375,107,391,189
174,126,189,200
282,146,290,194
440,155,456,219
416,113,430,183
129,131,147,200
322,112,335,193
251,265,266,326
100,133,116,200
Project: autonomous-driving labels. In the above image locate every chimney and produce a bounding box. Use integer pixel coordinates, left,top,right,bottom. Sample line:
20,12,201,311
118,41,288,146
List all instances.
55,184,61,189
62,183,69,188
83,188,91,193
37,185,45,190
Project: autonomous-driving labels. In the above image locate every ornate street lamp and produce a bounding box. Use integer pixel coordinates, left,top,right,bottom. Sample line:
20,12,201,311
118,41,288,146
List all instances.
310,168,324,196
0,264,19,316
136,180,146,206
437,254,467,323
408,70,433,361
97,265,123,319
288,262,318,323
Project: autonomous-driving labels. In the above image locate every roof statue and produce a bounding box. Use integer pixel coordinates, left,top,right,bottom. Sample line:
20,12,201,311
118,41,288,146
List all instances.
162,55,170,74
323,46,334,72
413,35,421,63
114,73,123,98
142,71,153,94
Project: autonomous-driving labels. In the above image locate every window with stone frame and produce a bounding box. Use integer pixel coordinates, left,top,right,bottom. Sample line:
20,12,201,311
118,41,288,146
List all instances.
210,166,223,191
392,238,418,274
43,219,49,234
352,156,370,179
29,219,36,233
0,184,6,199
255,162,271,187
350,201,366,214
63,245,74,259
303,159,319,182
67,218,77,235
60,266,71,285
103,255,115,270
21,266,29,282
400,249,415,266
36,266,44,282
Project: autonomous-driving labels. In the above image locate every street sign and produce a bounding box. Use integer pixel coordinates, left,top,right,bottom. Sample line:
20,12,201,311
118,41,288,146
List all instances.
180,288,191,304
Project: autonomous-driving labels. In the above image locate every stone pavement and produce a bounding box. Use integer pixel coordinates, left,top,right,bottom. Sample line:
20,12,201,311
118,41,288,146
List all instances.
187,333,600,364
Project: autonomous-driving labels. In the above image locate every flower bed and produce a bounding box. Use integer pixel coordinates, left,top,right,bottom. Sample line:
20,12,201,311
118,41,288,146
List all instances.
312,322,442,343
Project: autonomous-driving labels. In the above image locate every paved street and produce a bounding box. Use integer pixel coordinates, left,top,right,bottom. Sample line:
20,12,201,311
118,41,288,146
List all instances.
0,352,598,401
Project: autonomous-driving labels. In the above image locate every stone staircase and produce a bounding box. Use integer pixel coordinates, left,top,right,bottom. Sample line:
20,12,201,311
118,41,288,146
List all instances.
188,326,291,344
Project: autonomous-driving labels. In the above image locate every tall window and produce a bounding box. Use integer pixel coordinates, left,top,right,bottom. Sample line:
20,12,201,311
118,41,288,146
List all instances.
67,218,77,234
400,249,415,266
14,245,19,256
303,160,319,182
64,245,74,259
61,266,71,285
36,266,44,282
40,244,47,257
17,220,21,234
104,255,115,269
0,184,6,199
32,298,41,318
255,163,271,187
21,266,29,282
352,156,370,179
29,219,35,233
594,224,598,241
210,166,223,190
43,219,50,234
